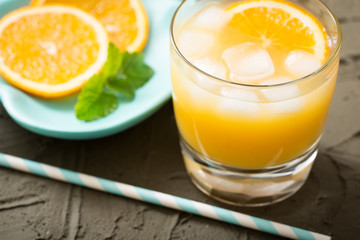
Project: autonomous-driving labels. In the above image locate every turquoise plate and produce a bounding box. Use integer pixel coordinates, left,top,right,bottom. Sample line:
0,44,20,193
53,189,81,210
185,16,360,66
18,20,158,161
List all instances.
0,0,178,140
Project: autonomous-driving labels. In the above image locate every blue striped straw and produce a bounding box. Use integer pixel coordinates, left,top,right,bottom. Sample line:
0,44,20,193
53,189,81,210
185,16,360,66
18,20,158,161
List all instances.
0,153,330,240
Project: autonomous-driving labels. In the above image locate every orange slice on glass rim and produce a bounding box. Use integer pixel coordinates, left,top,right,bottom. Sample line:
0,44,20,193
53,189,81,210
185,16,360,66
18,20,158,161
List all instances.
226,0,328,62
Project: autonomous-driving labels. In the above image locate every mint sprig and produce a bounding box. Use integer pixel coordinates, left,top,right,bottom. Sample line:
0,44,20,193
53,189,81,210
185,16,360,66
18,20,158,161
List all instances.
75,43,154,121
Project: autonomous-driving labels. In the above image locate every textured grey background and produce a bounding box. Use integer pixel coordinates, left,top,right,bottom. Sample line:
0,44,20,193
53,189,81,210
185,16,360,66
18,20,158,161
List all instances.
0,0,360,239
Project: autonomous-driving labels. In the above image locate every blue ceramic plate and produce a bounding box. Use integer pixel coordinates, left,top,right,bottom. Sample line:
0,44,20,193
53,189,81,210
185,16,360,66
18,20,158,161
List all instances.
0,0,178,139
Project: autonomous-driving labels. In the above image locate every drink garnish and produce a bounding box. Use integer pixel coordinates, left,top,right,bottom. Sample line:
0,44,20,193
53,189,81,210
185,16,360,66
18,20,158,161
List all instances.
75,43,154,121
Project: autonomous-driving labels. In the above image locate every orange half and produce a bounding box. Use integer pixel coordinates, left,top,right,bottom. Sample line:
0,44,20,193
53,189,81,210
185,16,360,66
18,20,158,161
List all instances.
0,5,108,98
31,0,149,52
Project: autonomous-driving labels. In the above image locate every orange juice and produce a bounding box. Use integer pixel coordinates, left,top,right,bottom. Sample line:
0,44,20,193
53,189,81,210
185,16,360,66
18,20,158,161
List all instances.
170,0,339,169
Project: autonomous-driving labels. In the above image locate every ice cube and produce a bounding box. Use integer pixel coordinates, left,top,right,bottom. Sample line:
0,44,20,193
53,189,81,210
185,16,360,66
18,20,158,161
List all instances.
191,4,232,30
222,43,275,83
268,98,304,114
178,29,215,58
217,96,260,114
190,58,227,90
192,58,227,79
285,50,322,78
262,76,291,85
261,76,300,101
182,73,214,107
220,86,259,102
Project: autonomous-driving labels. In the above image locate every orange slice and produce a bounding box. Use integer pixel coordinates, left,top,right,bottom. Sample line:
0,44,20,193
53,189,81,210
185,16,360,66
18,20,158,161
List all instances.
227,0,328,62
0,6,108,98
31,0,149,52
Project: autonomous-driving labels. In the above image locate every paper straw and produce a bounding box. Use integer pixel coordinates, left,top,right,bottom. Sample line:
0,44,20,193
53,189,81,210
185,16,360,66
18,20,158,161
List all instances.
0,153,330,240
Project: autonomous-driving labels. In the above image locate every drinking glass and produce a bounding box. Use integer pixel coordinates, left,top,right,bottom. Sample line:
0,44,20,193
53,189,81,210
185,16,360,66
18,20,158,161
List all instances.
170,0,341,206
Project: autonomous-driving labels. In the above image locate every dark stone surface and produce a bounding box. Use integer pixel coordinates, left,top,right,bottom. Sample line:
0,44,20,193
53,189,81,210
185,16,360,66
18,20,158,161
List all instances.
0,0,360,239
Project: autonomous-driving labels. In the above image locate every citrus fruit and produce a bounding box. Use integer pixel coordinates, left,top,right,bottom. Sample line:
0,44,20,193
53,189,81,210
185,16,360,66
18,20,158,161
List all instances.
227,0,328,62
31,0,149,52
0,5,108,98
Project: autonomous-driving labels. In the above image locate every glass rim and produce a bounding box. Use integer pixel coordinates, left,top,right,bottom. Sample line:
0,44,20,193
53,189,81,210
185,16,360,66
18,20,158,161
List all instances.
170,0,342,88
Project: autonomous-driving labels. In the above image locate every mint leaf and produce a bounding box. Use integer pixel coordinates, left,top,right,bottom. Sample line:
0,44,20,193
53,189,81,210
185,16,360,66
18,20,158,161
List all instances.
75,43,154,121
102,43,123,79
75,74,118,121
107,75,135,100
106,52,154,99
120,52,154,89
